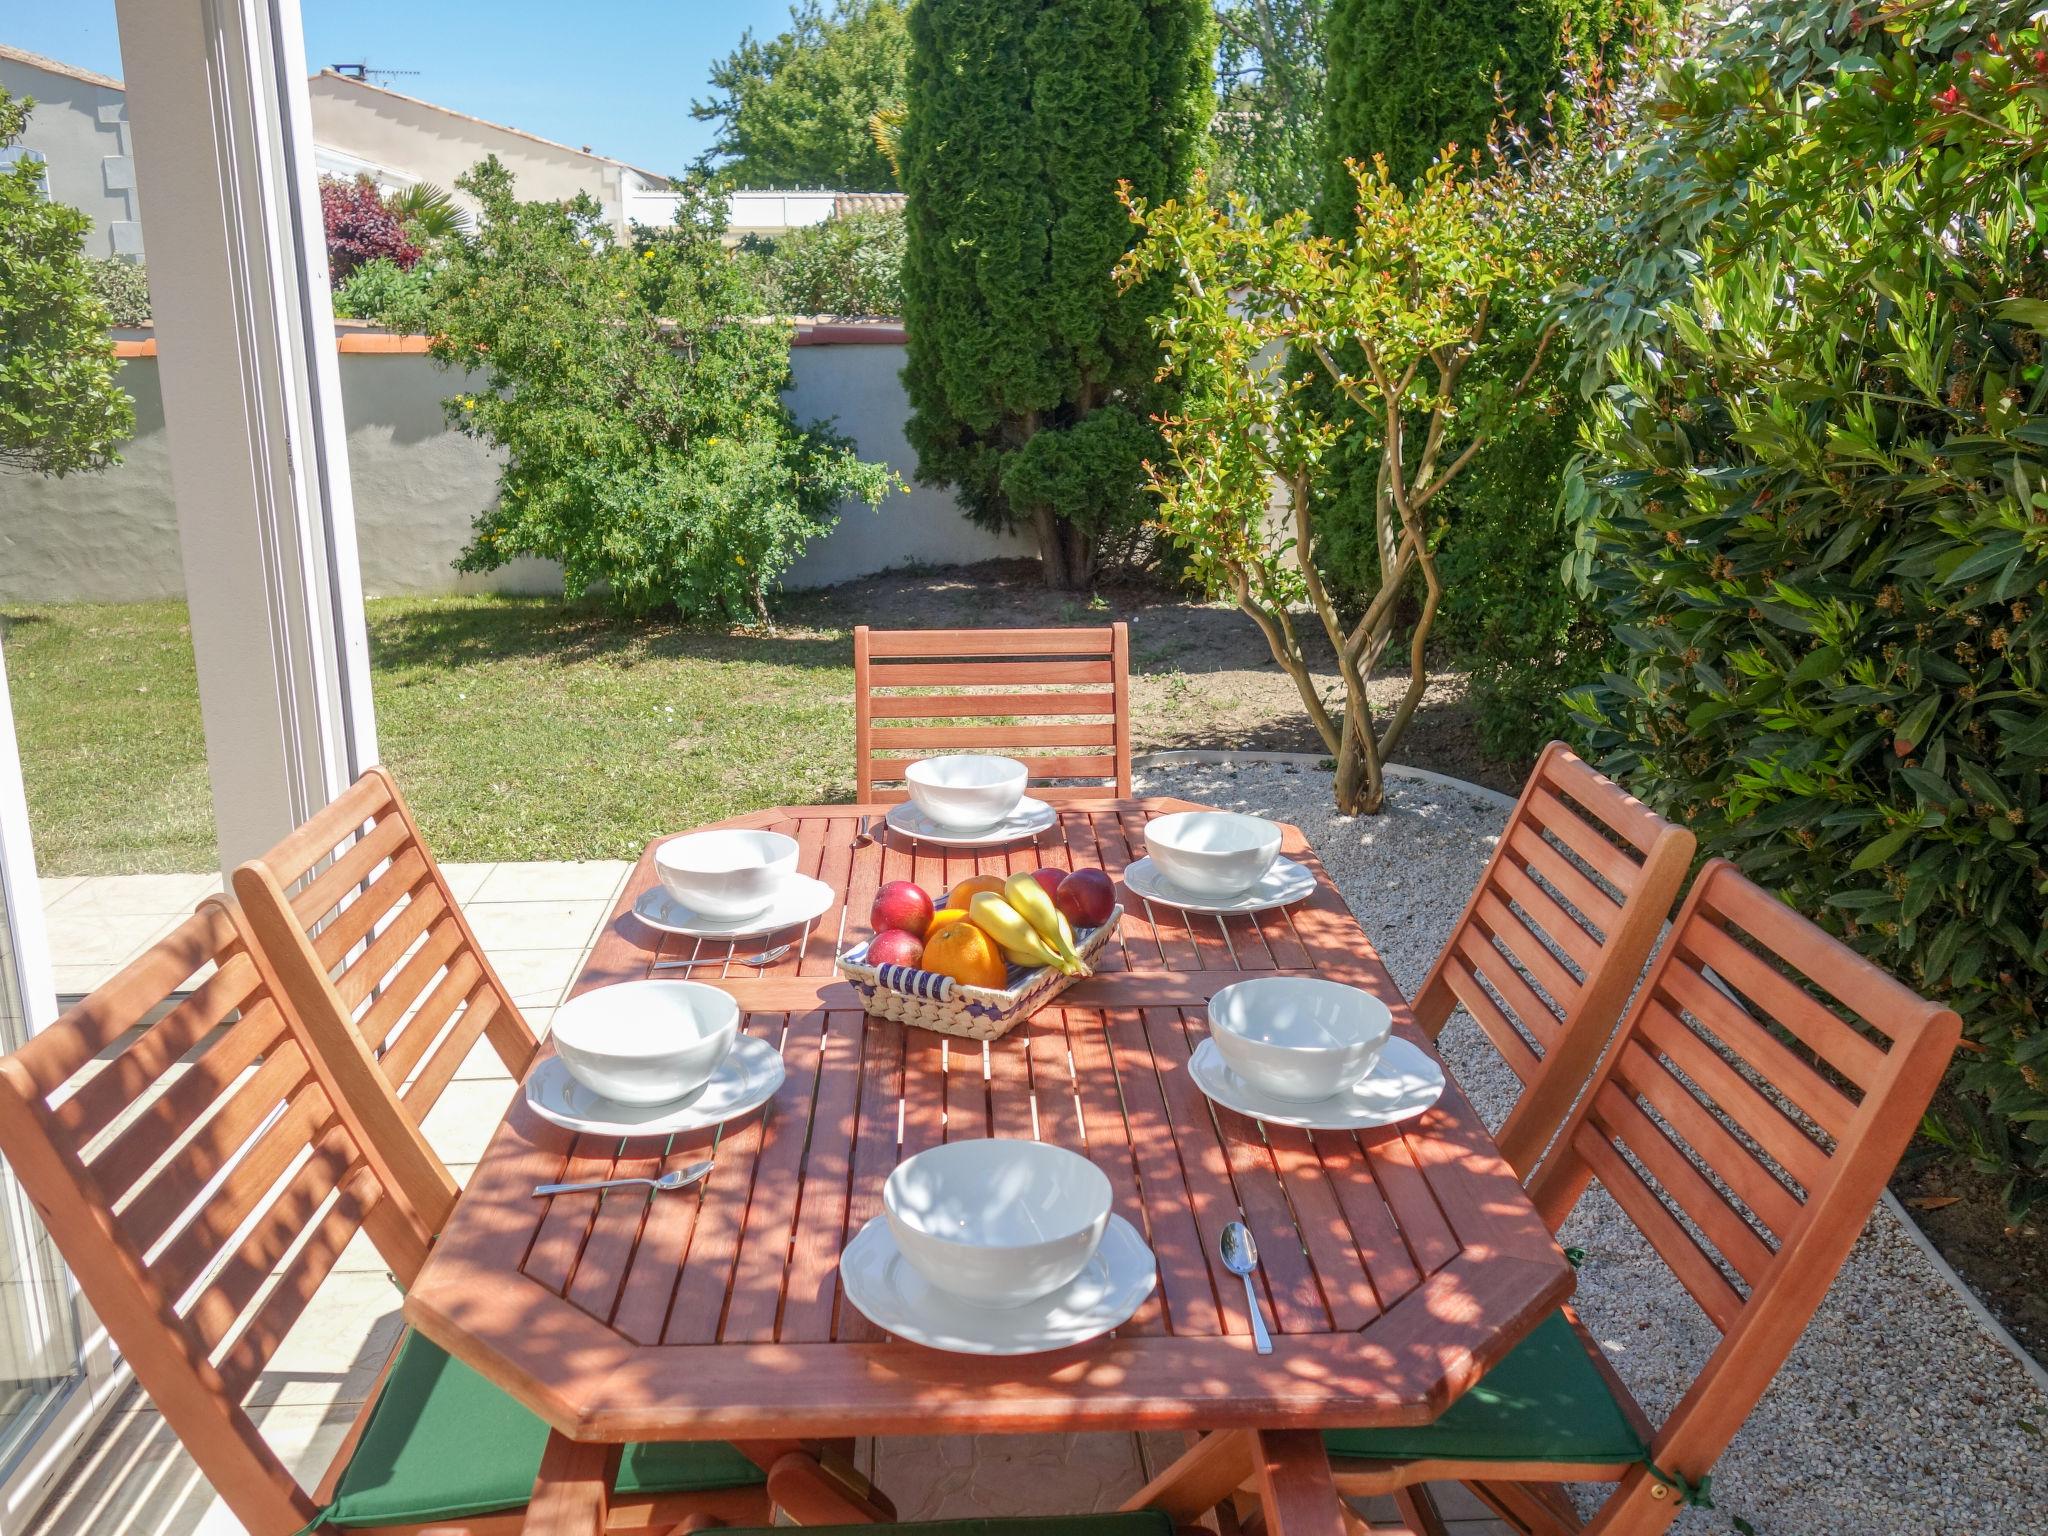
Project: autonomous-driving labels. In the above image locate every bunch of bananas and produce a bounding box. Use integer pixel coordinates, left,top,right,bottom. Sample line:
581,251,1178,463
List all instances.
968,873,1090,976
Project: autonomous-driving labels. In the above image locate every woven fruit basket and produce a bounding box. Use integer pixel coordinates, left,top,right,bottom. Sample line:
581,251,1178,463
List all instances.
835,906,1123,1041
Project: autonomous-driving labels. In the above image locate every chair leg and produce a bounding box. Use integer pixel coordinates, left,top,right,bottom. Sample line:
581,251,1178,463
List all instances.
1470,1480,1581,1535
1391,1488,1448,1536
765,1447,896,1524
526,1433,620,1536
1122,1429,1257,1523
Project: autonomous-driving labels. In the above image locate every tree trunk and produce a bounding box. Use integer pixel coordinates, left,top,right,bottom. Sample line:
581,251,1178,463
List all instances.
1331,706,1386,816
1032,506,1093,589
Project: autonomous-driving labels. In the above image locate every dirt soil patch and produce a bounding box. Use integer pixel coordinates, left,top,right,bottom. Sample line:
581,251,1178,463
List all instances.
786,560,1523,793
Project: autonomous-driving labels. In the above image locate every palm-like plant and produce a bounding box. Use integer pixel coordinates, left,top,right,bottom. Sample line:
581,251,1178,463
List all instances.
386,181,469,247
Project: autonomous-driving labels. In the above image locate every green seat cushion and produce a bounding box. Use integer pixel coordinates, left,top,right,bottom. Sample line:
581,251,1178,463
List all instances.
718,1517,1176,1536
326,1331,764,1527
1324,1310,1647,1466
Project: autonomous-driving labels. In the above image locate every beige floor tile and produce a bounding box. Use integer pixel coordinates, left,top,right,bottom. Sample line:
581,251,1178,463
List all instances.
41,911,183,969
243,1270,404,1408
418,1077,520,1166
51,962,131,999
44,873,221,918
465,898,610,952
38,874,86,908
483,948,586,1011
435,860,497,905
472,859,632,904
871,1433,1146,1520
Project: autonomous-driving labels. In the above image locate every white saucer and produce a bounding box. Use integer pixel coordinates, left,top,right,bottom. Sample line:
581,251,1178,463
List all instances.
1188,1035,1445,1130
1122,855,1317,915
524,1034,785,1136
632,875,834,938
883,797,1058,847
839,1212,1156,1355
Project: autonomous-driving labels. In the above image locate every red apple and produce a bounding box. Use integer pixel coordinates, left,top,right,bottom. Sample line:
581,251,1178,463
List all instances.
1029,868,1066,900
871,880,934,939
1054,867,1114,929
866,928,927,968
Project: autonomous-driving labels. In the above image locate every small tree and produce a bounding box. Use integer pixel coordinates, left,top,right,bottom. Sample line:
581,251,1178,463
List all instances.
424,159,896,622
1121,159,1566,812
0,89,132,476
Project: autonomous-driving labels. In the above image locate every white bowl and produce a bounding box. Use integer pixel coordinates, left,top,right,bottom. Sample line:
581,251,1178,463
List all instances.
1207,977,1394,1102
904,755,1029,830
550,980,739,1106
1144,811,1283,897
654,829,799,919
883,1138,1112,1308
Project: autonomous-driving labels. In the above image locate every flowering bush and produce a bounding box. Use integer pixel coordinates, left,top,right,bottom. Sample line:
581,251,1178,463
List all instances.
320,176,420,282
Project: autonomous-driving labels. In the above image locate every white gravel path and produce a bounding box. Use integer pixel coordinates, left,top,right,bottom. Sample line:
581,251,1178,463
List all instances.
1133,758,2048,1536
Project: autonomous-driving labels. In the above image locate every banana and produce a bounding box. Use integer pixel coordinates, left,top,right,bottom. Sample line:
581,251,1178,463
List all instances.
1004,872,1090,975
968,893,1070,973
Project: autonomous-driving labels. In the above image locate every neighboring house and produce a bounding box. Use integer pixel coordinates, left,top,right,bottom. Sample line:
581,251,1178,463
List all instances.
0,44,141,258
2,45,899,255
305,69,677,235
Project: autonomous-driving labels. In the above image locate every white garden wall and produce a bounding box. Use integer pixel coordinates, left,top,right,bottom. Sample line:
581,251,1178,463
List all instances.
0,328,1026,603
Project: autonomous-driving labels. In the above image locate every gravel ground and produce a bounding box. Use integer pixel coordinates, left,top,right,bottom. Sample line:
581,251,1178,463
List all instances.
1132,758,2048,1536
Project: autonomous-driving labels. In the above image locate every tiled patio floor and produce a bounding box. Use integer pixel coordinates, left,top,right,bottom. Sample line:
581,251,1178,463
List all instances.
28,866,1510,1536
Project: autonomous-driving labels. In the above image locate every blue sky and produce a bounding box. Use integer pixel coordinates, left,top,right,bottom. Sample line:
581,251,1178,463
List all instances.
3,1,804,175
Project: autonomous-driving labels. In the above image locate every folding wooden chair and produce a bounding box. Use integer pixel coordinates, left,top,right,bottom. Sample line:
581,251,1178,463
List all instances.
852,623,1132,801
1314,858,1960,1534
1413,741,1694,1179
0,901,778,1534
228,765,889,1527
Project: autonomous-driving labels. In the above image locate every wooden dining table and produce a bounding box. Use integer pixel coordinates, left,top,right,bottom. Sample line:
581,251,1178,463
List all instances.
401,798,1576,1535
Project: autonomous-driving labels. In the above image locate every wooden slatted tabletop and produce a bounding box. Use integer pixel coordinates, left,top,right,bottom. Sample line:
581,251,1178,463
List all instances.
402,799,1573,1445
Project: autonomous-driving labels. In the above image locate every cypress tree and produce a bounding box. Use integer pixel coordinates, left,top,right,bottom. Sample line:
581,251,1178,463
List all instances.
899,0,1213,589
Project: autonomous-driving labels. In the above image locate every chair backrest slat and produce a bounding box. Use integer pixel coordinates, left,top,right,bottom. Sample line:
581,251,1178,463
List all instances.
232,765,539,1259
853,623,1133,802
0,900,396,1535
1528,859,1959,1512
1414,742,1695,1179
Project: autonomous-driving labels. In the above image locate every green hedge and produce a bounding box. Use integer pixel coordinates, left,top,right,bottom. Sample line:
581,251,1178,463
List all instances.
1566,1,2048,1206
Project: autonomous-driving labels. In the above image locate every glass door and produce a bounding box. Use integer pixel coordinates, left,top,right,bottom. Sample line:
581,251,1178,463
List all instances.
0,641,119,1536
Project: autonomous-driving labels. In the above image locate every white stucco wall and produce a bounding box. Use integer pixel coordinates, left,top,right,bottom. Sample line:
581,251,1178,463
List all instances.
0,336,1023,603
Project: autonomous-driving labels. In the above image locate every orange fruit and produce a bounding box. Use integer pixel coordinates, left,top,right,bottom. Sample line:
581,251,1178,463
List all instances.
920,919,1009,989
929,906,969,932
946,874,1008,908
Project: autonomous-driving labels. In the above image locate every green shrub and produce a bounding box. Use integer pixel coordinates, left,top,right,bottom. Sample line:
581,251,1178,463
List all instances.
84,257,150,326
0,90,132,475
899,0,1214,589
423,160,896,623
747,209,904,317
1566,1,2048,1208
330,256,435,330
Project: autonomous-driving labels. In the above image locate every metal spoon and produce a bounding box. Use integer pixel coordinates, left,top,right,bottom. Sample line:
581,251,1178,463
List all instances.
533,1160,714,1199
850,813,874,849
1220,1221,1273,1354
651,943,792,971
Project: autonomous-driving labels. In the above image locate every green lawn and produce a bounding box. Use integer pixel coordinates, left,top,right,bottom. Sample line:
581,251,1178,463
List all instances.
2,597,863,873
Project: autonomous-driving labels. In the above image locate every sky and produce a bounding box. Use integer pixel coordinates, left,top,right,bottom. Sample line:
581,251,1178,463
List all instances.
0,0,804,175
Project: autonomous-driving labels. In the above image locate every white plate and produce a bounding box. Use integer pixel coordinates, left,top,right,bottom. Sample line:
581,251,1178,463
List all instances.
883,796,1058,847
632,875,834,938
1188,1035,1445,1130
524,1034,785,1136
1121,855,1316,915
839,1212,1156,1356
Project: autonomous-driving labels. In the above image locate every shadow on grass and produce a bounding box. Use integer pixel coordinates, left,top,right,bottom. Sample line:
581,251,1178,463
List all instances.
365,596,851,675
